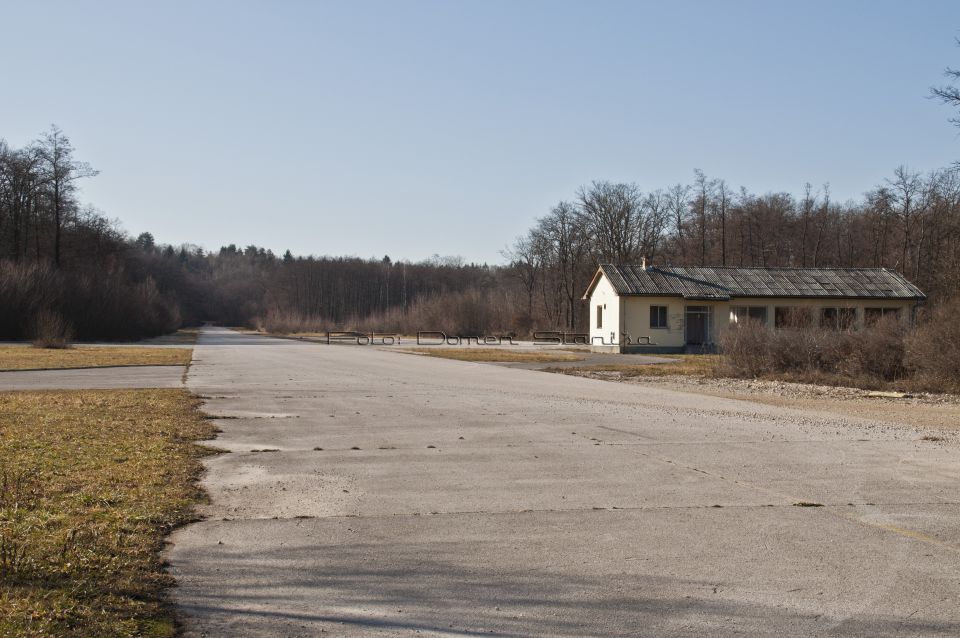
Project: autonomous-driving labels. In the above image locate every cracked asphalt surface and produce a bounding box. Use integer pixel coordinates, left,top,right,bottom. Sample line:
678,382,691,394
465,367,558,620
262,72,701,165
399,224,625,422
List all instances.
167,327,960,637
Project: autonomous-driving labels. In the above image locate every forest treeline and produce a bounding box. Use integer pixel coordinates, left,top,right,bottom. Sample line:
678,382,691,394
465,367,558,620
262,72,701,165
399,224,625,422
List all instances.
2,126,959,341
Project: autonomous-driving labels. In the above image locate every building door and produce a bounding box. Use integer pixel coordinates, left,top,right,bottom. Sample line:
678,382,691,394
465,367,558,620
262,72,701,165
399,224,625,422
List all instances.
685,306,711,345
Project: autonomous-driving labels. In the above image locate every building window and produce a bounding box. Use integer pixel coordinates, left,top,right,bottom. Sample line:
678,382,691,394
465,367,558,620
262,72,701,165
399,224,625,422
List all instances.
596,305,603,329
774,307,793,329
775,307,813,329
820,307,838,329
822,307,856,330
838,308,856,329
864,307,899,325
731,306,767,325
650,305,668,329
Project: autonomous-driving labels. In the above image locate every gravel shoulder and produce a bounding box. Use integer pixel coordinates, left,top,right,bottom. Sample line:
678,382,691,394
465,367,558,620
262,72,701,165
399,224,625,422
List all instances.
555,369,960,432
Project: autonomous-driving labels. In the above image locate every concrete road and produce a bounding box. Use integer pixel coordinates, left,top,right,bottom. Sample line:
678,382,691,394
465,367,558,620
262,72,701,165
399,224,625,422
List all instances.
0,365,184,390
167,327,960,637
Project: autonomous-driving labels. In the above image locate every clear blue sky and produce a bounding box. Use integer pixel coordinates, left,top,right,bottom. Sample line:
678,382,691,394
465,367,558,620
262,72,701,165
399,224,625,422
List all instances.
3,1,959,263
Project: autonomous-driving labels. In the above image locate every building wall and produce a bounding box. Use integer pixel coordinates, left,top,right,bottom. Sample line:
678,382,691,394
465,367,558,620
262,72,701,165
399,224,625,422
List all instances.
622,297,688,349
587,274,621,348
588,277,918,353
712,297,916,336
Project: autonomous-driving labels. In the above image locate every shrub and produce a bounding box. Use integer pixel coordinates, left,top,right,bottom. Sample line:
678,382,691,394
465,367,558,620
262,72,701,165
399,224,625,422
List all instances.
906,299,960,393
847,316,906,381
258,309,328,334
717,319,774,377
0,261,181,341
719,316,909,388
30,310,74,349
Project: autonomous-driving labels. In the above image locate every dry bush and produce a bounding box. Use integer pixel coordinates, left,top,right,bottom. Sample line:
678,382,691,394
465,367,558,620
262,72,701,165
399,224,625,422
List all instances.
258,309,328,334
906,299,960,392
847,316,906,381
30,310,74,349
717,319,775,377
350,288,521,337
768,326,851,374
719,316,908,388
0,261,181,341
0,261,62,338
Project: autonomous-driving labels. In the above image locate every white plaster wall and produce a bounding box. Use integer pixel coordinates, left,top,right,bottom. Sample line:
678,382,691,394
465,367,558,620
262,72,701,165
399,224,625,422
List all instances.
586,275,621,347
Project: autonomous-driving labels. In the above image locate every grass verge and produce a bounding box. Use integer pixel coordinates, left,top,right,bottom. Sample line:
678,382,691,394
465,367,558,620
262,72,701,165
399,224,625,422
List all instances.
0,346,192,371
0,389,218,637
405,347,585,363
547,354,719,377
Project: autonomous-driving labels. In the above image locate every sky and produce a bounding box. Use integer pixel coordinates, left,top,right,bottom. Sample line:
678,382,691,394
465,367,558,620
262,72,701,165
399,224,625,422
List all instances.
2,1,960,264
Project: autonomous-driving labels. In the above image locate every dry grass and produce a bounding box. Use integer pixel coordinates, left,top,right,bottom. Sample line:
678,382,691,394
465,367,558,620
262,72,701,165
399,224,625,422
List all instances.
548,354,719,378
0,346,192,371
0,388,218,638
405,347,585,363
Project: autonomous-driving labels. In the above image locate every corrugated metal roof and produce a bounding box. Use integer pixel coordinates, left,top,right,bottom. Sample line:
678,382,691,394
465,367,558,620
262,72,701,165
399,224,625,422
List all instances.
596,265,926,300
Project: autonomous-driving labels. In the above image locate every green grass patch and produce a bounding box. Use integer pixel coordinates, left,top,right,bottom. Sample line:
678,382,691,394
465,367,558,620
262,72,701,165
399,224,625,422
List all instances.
0,389,218,637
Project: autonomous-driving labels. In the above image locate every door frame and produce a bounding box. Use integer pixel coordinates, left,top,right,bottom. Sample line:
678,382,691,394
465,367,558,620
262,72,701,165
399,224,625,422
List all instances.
684,305,713,345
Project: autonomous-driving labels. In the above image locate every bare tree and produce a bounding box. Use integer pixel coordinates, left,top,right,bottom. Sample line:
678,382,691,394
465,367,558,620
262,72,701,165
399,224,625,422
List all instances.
641,189,669,261
691,169,714,267
886,166,926,277
538,201,590,329
501,235,542,321
715,179,731,266
667,183,690,262
931,38,960,130
34,126,98,267
799,183,815,267
578,181,648,263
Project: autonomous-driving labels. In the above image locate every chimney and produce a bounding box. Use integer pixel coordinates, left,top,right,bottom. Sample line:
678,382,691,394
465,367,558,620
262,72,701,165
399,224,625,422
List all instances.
641,256,647,270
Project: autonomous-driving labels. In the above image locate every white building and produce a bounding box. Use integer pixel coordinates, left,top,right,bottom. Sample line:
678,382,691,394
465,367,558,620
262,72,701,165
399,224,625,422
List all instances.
582,264,926,353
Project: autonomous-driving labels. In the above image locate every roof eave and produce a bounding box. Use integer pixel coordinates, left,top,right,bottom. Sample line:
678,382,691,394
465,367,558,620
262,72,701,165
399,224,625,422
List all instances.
581,266,606,300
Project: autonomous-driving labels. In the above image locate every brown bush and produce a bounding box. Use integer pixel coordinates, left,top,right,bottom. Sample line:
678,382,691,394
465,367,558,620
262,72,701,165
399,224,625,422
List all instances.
906,299,960,393
0,261,181,341
719,316,908,388
258,309,328,334
363,288,521,337
30,310,74,349
847,316,906,381
716,319,775,377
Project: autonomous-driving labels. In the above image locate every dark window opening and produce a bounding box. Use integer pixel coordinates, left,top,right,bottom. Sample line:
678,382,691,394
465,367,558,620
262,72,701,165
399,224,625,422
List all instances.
820,307,838,329
650,305,668,329
774,307,793,329
596,305,603,329
775,307,813,329
838,308,856,330
732,306,767,325
864,307,899,325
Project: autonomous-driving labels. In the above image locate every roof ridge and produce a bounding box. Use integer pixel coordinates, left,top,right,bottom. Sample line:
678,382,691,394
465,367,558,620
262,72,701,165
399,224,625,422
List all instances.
624,264,905,272
593,263,925,300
